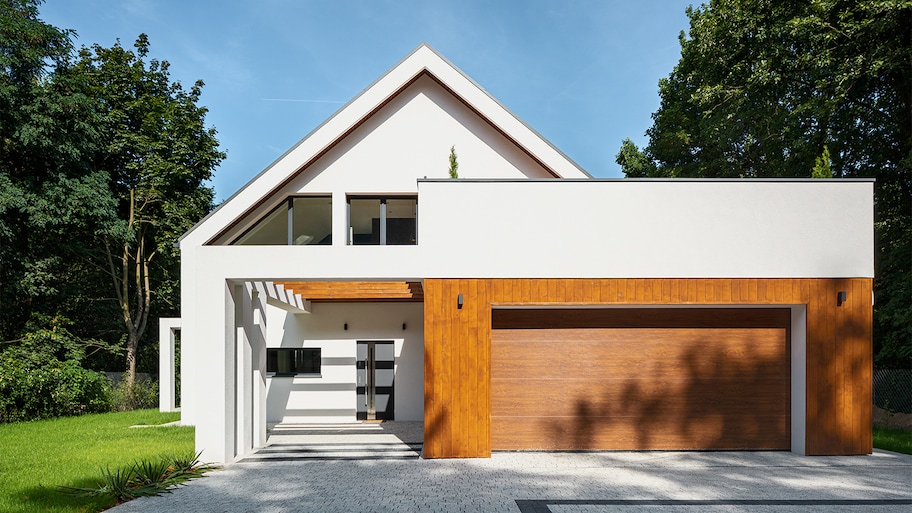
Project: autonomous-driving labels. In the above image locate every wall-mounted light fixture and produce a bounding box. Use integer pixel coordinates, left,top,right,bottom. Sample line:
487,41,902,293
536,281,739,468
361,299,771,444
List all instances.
344,323,348,330
837,291,847,307
402,323,407,331
457,293,464,309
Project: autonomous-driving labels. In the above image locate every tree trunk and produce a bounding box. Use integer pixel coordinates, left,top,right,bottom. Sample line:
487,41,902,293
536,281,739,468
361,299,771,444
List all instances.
125,330,139,386
105,190,153,388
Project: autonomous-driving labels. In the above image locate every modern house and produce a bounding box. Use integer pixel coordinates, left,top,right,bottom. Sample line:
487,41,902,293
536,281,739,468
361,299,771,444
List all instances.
163,44,874,463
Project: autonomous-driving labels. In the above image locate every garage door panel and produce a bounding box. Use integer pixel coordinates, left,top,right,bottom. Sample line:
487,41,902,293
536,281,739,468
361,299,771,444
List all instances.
492,328,788,380
493,308,791,330
491,415,790,451
492,378,789,418
491,308,791,451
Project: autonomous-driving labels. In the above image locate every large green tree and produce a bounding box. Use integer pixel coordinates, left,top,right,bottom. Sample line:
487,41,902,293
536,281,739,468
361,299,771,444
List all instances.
2,2,224,385
73,35,224,384
0,0,118,351
618,0,911,367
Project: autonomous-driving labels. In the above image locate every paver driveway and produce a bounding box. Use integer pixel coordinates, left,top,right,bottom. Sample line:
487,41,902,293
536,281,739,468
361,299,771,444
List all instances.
109,422,912,513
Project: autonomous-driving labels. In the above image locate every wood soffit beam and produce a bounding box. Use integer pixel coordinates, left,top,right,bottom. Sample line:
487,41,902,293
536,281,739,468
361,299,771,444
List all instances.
274,281,424,302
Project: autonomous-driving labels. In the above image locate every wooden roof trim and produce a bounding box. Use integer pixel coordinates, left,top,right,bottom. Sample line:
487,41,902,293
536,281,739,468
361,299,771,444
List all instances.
275,281,424,302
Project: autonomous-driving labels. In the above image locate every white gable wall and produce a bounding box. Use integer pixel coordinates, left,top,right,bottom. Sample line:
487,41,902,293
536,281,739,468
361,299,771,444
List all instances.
185,44,587,249
212,74,556,246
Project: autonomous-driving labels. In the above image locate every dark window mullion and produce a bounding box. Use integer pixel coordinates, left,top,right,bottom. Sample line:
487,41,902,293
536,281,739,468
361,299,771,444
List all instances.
286,198,293,245
379,199,387,245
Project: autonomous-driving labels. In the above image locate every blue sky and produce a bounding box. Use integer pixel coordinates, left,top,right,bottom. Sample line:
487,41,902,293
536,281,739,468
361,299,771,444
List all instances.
40,0,693,201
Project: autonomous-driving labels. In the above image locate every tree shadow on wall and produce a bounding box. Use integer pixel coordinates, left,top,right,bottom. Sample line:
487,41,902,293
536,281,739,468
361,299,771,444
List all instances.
544,338,791,451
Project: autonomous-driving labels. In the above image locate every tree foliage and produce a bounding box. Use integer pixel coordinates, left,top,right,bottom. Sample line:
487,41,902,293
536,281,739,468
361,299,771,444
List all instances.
1,1,224,385
618,0,911,367
448,145,459,178
0,0,115,351
73,35,224,383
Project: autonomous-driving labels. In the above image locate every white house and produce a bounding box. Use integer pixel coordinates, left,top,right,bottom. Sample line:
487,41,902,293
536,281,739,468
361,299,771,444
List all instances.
164,44,874,463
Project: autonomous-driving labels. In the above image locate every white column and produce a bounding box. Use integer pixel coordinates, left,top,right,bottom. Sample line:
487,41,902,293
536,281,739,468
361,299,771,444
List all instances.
790,305,808,455
252,292,268,448
158,318,181,412
195,281,238,463
237,285,255,457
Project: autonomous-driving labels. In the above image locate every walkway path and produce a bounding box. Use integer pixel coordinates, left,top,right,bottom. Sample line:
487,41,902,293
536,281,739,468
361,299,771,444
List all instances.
110,422,912,513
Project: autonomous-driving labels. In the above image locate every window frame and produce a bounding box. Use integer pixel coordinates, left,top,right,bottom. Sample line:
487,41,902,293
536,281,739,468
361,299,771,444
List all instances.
230,195,332,246
346,195,418,246
266,347,322,377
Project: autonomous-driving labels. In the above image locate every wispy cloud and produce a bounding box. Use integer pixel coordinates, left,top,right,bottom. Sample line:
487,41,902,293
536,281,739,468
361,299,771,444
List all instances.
261,98,346,103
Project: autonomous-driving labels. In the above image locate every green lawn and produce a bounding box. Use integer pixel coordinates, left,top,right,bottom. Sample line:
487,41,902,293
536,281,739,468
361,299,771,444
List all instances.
874,426,912,455
0,410,192,513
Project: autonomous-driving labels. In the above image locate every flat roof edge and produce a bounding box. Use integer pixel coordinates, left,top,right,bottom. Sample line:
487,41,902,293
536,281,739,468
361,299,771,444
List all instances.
417,177,877,183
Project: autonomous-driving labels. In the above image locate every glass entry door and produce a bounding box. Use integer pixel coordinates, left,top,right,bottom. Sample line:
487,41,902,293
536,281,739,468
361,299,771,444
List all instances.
356,341,395,420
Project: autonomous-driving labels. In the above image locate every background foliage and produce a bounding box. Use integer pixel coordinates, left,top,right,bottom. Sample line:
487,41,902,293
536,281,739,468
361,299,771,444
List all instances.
0,0,222,405
617,0,911,368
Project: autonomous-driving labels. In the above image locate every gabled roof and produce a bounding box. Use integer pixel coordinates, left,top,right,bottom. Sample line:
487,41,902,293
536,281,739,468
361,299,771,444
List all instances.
180,43,590,246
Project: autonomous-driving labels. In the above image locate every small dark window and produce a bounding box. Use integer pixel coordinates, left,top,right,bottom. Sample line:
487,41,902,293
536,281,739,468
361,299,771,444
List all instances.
267,348,321,376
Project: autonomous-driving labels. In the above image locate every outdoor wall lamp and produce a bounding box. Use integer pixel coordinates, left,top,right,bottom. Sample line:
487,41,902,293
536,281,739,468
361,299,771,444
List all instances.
837,291,847,306
457,293,464,309
344,323,348,330
402,323,407,331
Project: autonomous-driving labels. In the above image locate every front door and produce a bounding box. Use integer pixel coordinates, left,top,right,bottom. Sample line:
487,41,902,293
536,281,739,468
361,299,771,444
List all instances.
356,341,395,420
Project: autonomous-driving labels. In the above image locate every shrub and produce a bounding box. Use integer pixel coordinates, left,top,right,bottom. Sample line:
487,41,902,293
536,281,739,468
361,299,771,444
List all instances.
107,379,160,412
0,358,112,423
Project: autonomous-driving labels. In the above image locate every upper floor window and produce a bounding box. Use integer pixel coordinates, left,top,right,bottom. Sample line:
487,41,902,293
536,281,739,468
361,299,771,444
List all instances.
348,196,417,245
231,196,332,245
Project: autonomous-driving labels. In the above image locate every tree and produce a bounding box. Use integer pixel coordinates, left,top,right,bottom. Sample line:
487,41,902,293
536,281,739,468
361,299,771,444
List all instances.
0,0,118,349
448,145,459,178
811,146,832,179
615,138,657,177
73,35,225,384
618,0,911,367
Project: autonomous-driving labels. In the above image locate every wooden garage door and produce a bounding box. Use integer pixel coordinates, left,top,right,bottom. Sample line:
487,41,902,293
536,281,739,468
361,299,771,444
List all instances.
491,308,790,451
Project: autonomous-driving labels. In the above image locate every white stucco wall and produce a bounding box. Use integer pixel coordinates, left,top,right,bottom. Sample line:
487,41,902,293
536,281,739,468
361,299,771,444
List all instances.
190,179,873,282
417,179,874,279
264,302,424,423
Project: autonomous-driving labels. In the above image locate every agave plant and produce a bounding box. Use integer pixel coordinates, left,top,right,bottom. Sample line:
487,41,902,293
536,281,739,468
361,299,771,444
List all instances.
58,452,217,502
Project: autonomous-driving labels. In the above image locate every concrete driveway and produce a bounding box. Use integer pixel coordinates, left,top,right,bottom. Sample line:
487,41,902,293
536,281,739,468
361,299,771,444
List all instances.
110,422,912,513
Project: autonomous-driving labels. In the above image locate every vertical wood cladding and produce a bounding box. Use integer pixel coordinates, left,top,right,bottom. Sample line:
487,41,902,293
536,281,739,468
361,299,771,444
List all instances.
423,278,872,458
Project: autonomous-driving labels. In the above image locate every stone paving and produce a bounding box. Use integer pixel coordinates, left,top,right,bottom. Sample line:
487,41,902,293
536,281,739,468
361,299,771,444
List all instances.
110,422,912,513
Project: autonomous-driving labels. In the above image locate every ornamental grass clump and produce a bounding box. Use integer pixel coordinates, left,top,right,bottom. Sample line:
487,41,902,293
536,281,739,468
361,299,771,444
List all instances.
59,452,215,502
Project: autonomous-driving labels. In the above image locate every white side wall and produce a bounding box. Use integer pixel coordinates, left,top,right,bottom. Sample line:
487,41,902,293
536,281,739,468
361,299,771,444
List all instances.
264,302,424,423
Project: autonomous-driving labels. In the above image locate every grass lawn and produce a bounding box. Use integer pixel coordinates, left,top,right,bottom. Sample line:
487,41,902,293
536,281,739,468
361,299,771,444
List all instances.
0,410,192,513
873,426,912,455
